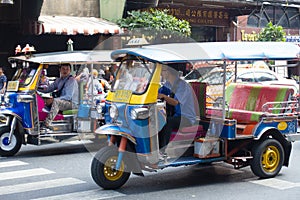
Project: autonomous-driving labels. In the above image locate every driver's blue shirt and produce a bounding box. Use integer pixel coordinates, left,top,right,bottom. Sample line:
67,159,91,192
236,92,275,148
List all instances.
159,77,196,125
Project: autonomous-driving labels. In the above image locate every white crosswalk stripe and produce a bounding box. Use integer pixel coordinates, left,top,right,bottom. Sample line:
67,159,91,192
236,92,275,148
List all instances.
0,178,86,195
0,160,125,199
32,189,125,200
65,140,94,145
0,160,28,168
0,168,54,181
249,178,300,190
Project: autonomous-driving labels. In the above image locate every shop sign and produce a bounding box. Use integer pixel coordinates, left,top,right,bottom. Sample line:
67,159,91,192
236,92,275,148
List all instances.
159,6,230,26
240,30,259,41
285,35,300,47
286,35,300,43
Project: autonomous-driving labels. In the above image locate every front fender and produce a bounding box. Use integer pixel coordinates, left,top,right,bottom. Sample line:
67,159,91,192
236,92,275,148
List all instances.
95,124,136,145
0,112,22,127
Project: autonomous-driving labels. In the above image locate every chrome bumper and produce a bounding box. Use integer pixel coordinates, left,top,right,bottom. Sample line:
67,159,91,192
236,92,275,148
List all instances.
286,133,300,142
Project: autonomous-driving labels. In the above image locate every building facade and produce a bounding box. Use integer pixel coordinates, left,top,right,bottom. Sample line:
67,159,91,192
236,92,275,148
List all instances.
1,0,300,78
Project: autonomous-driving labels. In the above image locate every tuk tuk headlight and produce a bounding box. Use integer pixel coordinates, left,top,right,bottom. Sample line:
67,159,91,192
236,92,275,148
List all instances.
130,107,150,120
109,104,118,119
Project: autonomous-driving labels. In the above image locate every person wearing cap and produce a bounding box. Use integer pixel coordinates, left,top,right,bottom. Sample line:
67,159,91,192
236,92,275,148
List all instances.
38,63,78,129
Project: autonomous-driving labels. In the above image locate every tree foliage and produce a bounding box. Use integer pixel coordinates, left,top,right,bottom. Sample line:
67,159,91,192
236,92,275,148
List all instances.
258,22,286,42
117,9,192,43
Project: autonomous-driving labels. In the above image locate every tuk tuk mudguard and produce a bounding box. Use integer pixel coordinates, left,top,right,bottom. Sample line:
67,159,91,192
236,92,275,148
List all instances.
254,126,292,167
0,113,26,143
95,125,144,174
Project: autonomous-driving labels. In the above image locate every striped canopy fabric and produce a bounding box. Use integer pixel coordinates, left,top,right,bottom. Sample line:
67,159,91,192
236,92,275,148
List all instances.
38,15,122,35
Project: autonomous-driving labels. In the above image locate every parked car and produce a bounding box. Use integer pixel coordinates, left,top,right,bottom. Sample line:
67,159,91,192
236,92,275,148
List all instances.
235,69,298,91
184,63,219,81
199,65,298,104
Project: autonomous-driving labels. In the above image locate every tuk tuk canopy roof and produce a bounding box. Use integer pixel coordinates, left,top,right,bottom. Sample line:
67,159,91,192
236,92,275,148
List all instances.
111,42,300,63
8,50,115,64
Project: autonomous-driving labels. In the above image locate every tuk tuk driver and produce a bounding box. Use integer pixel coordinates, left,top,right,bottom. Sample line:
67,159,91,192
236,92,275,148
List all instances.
157,65,197,158
38,63,79,129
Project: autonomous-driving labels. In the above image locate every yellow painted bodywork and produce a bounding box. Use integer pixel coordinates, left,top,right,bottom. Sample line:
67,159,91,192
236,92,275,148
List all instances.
18,64,44,91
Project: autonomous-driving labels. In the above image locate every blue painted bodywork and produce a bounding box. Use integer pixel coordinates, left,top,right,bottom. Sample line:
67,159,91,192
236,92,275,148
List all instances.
0,93,32,128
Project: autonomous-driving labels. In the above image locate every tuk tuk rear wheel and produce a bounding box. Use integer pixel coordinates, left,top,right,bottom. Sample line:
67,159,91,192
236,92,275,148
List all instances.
0,126,22,157
250,139,284,178
91,145,130,189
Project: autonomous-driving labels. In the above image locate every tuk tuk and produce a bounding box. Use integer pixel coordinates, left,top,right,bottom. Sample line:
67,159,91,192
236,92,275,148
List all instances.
0,50,116,156
91,42,300,189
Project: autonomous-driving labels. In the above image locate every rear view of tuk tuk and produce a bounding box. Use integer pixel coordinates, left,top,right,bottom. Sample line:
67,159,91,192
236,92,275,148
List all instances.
0,50,115,156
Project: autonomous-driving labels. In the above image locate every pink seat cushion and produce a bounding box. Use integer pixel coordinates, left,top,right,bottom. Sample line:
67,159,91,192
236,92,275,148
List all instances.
37,94,64,121
170,125,206,141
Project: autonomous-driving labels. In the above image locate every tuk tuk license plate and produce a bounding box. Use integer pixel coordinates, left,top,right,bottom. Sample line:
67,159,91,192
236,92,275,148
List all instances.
113,90,132,103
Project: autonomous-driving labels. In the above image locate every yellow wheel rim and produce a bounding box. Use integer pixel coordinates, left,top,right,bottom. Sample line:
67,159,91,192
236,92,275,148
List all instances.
261,145,280,173
103,156,125,181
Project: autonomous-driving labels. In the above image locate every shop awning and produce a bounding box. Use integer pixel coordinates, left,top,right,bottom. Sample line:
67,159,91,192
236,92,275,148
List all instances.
36,15,122,35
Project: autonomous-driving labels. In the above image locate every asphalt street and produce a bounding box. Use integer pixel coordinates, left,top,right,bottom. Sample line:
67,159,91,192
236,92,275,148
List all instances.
1,139,300,200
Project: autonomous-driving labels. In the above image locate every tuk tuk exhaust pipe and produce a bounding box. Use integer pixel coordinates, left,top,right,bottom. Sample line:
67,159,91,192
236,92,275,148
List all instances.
8,116,17,144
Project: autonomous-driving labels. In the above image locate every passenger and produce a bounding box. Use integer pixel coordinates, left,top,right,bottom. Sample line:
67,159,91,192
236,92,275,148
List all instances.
38,63,79,129
157,66,197,159
75,66,89,83
103,66,113,84
86,69,105,95
38,69,49,89
98,69,111,92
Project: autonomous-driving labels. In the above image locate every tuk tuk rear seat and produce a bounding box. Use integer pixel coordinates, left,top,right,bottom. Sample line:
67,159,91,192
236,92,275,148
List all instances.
37,94,77,121
170,82,207,141
207,83,294,123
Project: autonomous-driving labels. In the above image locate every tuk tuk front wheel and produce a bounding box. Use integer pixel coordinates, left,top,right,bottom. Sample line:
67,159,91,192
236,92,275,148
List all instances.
0,126,22,157
91,145,130,189
250,139,284,178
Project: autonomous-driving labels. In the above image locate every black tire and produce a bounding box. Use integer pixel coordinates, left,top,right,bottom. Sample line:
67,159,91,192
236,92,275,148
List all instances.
0,126,22,157
250,139,284,178
91,145,131,189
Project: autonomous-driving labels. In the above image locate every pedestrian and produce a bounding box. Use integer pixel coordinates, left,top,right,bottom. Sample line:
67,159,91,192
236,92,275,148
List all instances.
0,67,7,94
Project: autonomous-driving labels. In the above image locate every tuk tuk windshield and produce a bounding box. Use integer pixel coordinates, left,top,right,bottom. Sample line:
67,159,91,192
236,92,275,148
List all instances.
112,60,154,94
11,63,39,87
